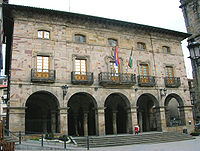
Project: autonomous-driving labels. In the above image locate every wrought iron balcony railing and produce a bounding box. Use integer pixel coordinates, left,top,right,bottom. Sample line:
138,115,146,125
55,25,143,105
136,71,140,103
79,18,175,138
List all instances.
31,69,56,83
98,72,136,86
71,72,94,85
137,75,155,87
164,77,181,88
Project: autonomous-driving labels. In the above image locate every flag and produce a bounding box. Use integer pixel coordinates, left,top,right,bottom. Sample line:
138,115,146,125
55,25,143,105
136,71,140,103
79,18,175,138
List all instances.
114,46,120,66
128,48,133,68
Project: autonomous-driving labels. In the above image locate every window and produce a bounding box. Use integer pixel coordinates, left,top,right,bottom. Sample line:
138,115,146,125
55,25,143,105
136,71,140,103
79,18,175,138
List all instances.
36,56,50,78
75,34,86,43
110,62,119,76
75,58,87,80
140,64,149,83
38,30,50,39
137,42,146,50
110,61,120,82
166,66,174,83
108,39,117,47
163,46,170,54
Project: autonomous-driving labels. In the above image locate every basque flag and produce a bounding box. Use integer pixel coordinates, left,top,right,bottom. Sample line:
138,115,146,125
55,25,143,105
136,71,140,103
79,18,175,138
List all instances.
114,46,120,66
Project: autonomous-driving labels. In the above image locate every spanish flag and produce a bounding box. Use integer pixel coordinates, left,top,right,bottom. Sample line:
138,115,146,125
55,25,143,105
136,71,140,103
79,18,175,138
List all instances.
114,46,120,66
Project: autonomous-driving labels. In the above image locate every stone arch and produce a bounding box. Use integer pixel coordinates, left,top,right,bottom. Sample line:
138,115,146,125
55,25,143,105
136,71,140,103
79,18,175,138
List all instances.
104,93,132,135
136,93,161,132
67,92,98,136
25,91,60,134
164,93,186,127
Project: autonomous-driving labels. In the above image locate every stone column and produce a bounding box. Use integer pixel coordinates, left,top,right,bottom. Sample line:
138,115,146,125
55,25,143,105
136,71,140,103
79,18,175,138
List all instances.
51,111,56,133
113,111,117,134
59,107,69,135
159,106,167,132
83,111,89,136
130,107,137,134
9,107,26,133
73,114,79,136
182,106,194,133
138,110,143,132
97,107,106,136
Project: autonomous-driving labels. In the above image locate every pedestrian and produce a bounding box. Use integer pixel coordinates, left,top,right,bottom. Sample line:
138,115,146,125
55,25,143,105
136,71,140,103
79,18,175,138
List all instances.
134,125,139,135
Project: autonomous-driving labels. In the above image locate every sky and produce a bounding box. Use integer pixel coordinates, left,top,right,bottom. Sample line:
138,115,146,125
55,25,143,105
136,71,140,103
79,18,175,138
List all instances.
9,0,193,78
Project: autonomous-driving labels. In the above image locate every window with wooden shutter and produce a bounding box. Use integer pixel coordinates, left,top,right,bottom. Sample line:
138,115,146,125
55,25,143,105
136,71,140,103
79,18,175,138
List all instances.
166,66,174,83
36,56,50,78
140,64,149,83
75,59,87,80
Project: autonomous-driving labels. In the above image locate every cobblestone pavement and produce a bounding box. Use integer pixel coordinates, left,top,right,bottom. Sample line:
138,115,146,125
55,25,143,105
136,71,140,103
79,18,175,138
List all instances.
16,136,200,151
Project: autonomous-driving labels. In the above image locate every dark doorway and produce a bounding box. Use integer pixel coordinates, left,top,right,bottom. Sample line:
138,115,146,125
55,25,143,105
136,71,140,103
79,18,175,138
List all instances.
105,93,131,135
68,93,97,136
25,91,59,134
137,93,161,132
164,93,186,127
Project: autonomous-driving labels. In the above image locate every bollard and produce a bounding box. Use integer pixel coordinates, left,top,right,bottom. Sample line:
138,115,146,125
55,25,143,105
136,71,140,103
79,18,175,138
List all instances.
41,133,44,147
63,135,66,149
19,131,21,144
87,136,89,150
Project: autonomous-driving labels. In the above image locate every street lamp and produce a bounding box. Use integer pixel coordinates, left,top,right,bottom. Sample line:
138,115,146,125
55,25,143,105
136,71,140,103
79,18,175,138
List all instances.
188,41,200,122
188,41,200,65
61,85,68,100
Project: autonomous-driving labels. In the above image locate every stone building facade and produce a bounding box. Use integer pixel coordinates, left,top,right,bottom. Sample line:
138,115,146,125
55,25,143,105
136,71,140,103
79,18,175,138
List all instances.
3,4,193,136
180,0,200,121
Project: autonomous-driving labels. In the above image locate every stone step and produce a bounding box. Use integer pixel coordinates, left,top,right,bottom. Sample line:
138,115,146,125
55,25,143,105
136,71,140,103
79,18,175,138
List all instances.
73,132,194,148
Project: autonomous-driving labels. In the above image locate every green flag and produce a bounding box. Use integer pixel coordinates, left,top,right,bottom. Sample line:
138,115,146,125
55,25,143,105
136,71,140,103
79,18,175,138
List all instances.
128,48,133,68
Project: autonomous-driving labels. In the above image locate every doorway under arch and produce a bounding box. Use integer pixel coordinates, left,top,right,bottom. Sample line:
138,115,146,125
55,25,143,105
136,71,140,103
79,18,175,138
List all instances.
25,91,60,134
104,93,132,135
137,93,161,132
68,93,97,136
164,93,186,127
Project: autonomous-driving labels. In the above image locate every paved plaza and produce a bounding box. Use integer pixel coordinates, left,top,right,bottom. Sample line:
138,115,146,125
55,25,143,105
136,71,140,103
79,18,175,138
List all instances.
15,136,200,151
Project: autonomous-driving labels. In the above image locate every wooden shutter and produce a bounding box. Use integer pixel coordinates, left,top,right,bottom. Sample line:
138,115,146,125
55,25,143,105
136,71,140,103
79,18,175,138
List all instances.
166,66,174,83
36,56,50,78
140,64,149,83
75,59,87,80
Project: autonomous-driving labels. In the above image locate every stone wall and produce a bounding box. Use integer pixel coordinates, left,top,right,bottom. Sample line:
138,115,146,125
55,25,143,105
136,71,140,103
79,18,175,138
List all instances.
8,8,193,134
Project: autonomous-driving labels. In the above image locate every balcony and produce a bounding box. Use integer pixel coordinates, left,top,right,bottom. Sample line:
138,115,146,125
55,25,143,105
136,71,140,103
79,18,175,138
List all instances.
31,69,56,83
164,77,181,88
137,75,155,87
98,72,136,87
71,72,94,85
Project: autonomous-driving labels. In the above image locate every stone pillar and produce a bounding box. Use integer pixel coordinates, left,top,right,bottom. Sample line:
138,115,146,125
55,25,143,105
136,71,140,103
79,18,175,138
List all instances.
138,110,143,132
113,111,117,134
182,106,194,133
51,111,56,133
130,107,137,134
159,107,167,132
83,111,88,136
59,107,69,135
97,107,105,136
73,114,79,136
9,107,26,133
